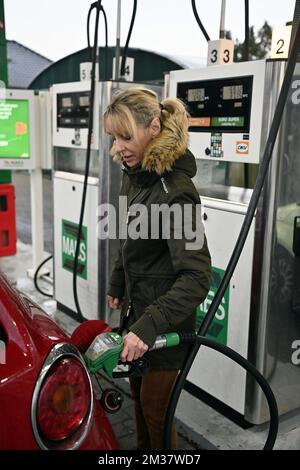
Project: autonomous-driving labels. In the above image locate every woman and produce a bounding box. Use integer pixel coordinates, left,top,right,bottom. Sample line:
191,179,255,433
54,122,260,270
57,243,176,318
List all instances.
104,87,211,450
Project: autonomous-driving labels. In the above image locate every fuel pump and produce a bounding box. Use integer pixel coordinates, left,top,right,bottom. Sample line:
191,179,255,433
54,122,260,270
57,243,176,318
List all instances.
163,1,300,430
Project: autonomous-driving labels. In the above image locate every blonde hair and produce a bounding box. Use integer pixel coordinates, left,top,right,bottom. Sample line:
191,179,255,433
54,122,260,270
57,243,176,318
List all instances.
103,87,189,140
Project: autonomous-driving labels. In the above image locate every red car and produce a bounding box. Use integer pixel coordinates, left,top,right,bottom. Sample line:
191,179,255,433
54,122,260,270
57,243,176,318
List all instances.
0,271,119,450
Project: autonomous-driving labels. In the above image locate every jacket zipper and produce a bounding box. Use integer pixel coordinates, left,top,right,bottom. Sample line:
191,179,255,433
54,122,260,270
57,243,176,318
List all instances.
122,186,144,310
161,177,169,194
118,300,132,335
126,186,144,225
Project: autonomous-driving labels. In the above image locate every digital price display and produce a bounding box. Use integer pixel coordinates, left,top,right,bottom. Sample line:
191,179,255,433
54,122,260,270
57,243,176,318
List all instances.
188,88,205,102
57,91,90,128
61,97,72,108
177,76,253,133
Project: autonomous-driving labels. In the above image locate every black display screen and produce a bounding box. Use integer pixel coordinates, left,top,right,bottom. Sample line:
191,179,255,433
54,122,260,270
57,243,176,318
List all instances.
57,91,90,128
177,76,253,133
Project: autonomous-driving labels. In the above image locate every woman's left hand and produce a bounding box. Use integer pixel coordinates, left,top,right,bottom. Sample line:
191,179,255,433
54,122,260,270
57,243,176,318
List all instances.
120,332,149,362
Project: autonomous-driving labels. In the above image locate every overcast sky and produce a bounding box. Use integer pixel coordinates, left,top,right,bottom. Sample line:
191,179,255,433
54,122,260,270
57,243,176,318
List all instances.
4,0,296,63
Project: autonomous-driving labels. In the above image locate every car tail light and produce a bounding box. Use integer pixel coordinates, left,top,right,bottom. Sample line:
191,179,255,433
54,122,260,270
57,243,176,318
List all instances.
37,357,91,441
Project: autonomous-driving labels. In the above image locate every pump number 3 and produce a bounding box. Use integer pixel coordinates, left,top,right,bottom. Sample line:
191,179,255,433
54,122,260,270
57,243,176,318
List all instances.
210,49,231,64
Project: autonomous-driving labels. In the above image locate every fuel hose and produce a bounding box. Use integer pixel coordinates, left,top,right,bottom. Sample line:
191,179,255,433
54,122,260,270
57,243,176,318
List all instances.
73,0,102,322
33,255,53,298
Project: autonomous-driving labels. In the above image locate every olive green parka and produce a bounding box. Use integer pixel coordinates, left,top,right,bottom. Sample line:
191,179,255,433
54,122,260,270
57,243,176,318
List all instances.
108,123,211,370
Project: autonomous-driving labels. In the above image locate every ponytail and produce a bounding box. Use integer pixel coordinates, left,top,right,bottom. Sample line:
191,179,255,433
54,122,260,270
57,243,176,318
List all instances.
160,97,189,138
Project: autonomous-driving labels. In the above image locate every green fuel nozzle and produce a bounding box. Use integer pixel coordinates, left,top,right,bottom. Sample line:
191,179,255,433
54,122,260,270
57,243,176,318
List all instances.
83,331,182,378
84,332,123,377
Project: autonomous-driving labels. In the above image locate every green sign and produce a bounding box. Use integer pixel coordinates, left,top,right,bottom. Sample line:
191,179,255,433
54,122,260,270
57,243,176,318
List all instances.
212,116,244,128
62,219,87,280
196,266,230,345
0,99,30,158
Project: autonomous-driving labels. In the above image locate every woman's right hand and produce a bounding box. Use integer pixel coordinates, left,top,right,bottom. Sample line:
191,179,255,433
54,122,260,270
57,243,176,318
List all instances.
107,295,123,310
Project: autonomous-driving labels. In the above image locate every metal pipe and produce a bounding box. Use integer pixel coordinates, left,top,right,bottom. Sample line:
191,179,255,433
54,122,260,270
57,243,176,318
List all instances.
244,0,250,61
115,0,121,81
219,0,226,38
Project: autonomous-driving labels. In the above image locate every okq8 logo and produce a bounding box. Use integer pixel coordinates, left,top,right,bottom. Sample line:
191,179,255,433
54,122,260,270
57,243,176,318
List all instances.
0,340,6,365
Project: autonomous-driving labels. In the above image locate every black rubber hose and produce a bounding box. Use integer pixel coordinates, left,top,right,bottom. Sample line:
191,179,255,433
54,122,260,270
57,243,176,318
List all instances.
73,0,102,323
33,255,53,298
101,5,109,81
191,0,210,42
87,3,94,61
87,4,108,80
243,0,250,188
177,334,278,450
163,11,300,451
120,0,137,79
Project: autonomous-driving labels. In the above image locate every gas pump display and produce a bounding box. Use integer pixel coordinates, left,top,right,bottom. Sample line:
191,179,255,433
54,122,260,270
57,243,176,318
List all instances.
169,60,266,164
178,76,253,134
57,92,90,129
52,81,99,150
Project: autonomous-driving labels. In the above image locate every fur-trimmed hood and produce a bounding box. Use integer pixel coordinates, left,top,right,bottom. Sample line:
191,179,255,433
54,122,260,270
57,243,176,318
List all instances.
110,121,193,176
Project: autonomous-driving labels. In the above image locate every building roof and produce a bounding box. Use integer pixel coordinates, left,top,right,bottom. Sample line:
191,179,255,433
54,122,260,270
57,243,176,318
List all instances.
29,46,184,89
7,40,52,89
5,39,204,91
